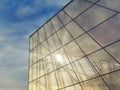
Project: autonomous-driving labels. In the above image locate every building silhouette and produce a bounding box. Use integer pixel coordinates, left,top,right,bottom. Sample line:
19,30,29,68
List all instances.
28,0,120,90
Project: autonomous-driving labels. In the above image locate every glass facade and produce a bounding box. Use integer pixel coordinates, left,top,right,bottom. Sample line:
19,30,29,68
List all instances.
29,0,120,90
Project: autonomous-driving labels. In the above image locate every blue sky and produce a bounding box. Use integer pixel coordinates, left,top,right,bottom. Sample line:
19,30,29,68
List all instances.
0,0,70,90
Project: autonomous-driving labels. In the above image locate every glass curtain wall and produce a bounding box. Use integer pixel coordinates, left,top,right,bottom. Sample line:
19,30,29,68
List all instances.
29,0,120,90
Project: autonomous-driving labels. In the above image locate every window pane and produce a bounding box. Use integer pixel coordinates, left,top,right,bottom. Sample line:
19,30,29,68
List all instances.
75,5,115,31
29,67,32,82
41,41,49,58
105,41,120,63
38,27,46,42
47,33,61,52
58,11,71,25
64,41,85,62
64,0,92,18
72,57,98,81
56,65,79,88
76,34,100,55
39,61,44,77
103,71,120,90
57,27,73,45
43,55,54,74
88,14,120,46
46,72,58,90
38,45,42,60
32,64,37,80
61,84,82,90
32,80,37,90
30,32,38,49
51,48,70,69
98,0,120,12
81,77,109,90
51,16,63,31
44,21,55,37
37,77,46,90
88,49,120,74
66,21,84,38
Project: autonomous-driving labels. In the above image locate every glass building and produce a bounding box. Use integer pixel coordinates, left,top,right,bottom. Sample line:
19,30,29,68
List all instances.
28,0,120,90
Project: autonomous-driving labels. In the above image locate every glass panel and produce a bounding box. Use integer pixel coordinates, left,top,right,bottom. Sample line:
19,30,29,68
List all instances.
32,64,37,80
29,83,32,90
88,49,120,74
32,80,37,90
36,62,39,78
38,45,42,60
41,41,49,58
32,47,38,63
56,65,79,88
57,27,73,45
76,34,100,55
64,41,85,62
37,77,46,90
88,14,120,46
58,11,71,25
43,55,54,74
44,21,55,37
66,21,84,38
30,51,33,65
105,41,120,63
30,32,38,49
47,33,61,52
51,48,70,69
29,67,32,82
39,61,44,77
98,0,120,12
64,0,92,18
103,70,120,90
51,16,63,31
75,5,115,31
46,72,58,90
38,27,46,42
61,84,82,90
81,77,109,90
72,57,98,81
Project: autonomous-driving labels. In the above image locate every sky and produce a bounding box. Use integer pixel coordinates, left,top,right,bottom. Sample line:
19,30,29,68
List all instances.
0,0,70,90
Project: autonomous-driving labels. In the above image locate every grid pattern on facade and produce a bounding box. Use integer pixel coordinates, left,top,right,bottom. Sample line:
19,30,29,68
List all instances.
29,0,120,90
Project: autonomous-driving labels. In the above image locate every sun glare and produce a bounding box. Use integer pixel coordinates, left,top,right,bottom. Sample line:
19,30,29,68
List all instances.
55,54,63,63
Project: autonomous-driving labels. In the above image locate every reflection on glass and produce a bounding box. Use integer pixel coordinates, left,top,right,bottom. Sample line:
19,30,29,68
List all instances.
61,84,82,90
98,0,120,12
51,16,63,31
46,72,58,90
88,49,120,74
82,77,109,90
64,41,85,62
57,27,73,45
64,0,92,18
30,32,38,49
56,65,79,88
76,34,100,54
103,71,120,90
51,48,69,69
72,58,98,81
38,27,46,43
66,21,84,38
47,33,61,52
105,41,120,63
41,41,49,58
37,77,46,90
44,21,55,37
75,5,115,31
58,11,71,25
32,80,37,90
88,14,120,47
43,55,54,74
